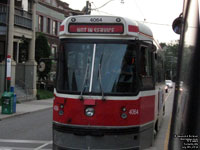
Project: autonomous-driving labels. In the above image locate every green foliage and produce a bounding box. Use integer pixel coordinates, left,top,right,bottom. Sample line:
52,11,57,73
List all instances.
160,42,167,49
162,41,179,81
35,33,52,80
36,89,54,100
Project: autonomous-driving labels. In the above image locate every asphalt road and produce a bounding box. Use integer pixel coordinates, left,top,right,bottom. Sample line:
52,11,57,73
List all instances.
146,87,175,150
0,88,174,150
0,108,53,150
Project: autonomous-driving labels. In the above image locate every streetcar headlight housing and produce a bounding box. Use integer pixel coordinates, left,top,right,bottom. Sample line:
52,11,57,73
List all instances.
85,107,95,117
59,110,64,116
121,113,127,119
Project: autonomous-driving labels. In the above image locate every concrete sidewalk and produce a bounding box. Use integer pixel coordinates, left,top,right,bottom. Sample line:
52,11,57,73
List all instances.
0,98,53,121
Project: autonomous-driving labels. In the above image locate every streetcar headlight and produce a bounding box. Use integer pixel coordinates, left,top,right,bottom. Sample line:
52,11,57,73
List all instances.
121,113,127,119
122,107,127,112
85,108,95,117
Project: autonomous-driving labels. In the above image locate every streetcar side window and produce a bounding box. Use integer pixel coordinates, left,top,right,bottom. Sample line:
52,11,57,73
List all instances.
140,46,152,77
155,54,165,83
140,46,154,89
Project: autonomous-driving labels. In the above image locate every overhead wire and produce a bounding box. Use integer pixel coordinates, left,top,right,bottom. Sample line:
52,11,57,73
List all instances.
134,0,146,21
143,21,172,26
93,9,114,15
90,0,115,10
91,2,101,14
89,0,172,27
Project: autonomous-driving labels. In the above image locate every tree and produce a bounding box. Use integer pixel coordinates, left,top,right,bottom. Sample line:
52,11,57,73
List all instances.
35,33,52,80
162,41,179,81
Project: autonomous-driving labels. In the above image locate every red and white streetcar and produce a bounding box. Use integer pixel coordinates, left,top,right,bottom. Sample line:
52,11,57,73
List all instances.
53,15,166,150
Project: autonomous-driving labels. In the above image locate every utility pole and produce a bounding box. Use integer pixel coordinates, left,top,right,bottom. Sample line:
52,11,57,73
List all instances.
6,0,14,91
4,0,9,91
85,1,91,15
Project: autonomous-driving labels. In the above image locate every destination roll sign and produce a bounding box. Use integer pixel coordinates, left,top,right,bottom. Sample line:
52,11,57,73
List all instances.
68,24,124,34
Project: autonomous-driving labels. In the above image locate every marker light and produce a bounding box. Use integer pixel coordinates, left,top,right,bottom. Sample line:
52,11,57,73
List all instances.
59,25,64,32
116,18,121,22
128,25,139,33
85,107,95,117
53,105,59,111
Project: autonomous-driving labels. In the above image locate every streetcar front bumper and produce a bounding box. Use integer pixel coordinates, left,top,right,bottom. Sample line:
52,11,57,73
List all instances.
53,122,154,150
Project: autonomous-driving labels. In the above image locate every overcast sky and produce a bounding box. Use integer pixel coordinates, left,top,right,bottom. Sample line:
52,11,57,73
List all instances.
63,0,183,43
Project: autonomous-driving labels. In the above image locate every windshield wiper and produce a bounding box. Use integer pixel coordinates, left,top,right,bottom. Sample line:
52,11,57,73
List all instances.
80,58,90,100
98,53,105,101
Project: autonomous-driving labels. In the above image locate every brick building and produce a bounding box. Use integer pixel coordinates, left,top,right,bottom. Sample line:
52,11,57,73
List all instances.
0,0,83,100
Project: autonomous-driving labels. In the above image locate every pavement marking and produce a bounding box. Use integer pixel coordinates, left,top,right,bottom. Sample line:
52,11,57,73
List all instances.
0,139,50,144
0,147,51,150
34,141,52,150
163,89,174,150
0,139,52,150
164,88,173,102
164,116,172,150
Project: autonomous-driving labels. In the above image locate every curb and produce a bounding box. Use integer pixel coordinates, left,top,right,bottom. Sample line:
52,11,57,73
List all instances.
0,106,52,121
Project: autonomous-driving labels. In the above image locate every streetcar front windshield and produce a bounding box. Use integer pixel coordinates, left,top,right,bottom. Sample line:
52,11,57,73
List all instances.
56,41,139,95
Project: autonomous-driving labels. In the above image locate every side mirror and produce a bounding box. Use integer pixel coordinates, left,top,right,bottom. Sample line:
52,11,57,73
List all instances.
172,15,183,34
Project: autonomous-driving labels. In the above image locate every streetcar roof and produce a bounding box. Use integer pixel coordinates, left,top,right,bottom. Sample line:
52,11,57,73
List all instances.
59,15,153,41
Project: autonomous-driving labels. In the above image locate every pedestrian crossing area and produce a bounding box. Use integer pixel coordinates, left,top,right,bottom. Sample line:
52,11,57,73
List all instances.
0,139,52,150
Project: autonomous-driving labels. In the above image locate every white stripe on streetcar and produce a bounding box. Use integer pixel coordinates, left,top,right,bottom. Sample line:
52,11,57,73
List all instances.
54,89,156,100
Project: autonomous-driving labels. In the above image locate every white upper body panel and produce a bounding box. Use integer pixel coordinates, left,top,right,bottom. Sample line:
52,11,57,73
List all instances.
59,15,153,41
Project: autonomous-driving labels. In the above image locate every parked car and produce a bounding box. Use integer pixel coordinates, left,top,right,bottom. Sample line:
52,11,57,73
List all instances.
165,80,173,88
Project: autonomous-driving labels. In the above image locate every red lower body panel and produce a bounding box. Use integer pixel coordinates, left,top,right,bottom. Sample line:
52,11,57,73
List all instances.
53,95,155,126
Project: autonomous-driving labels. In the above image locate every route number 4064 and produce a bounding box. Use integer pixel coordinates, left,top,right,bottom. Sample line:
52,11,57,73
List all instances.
90,18,103,22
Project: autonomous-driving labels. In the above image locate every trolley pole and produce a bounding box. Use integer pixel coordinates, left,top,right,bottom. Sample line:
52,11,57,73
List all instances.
85,1,91,14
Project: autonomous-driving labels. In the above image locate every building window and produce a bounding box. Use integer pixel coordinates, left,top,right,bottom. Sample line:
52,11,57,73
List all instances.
51,45,57,59
0,41,5,62
47,18,51,34
15,0,22,9
38,15,43,32
52,20,58,35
